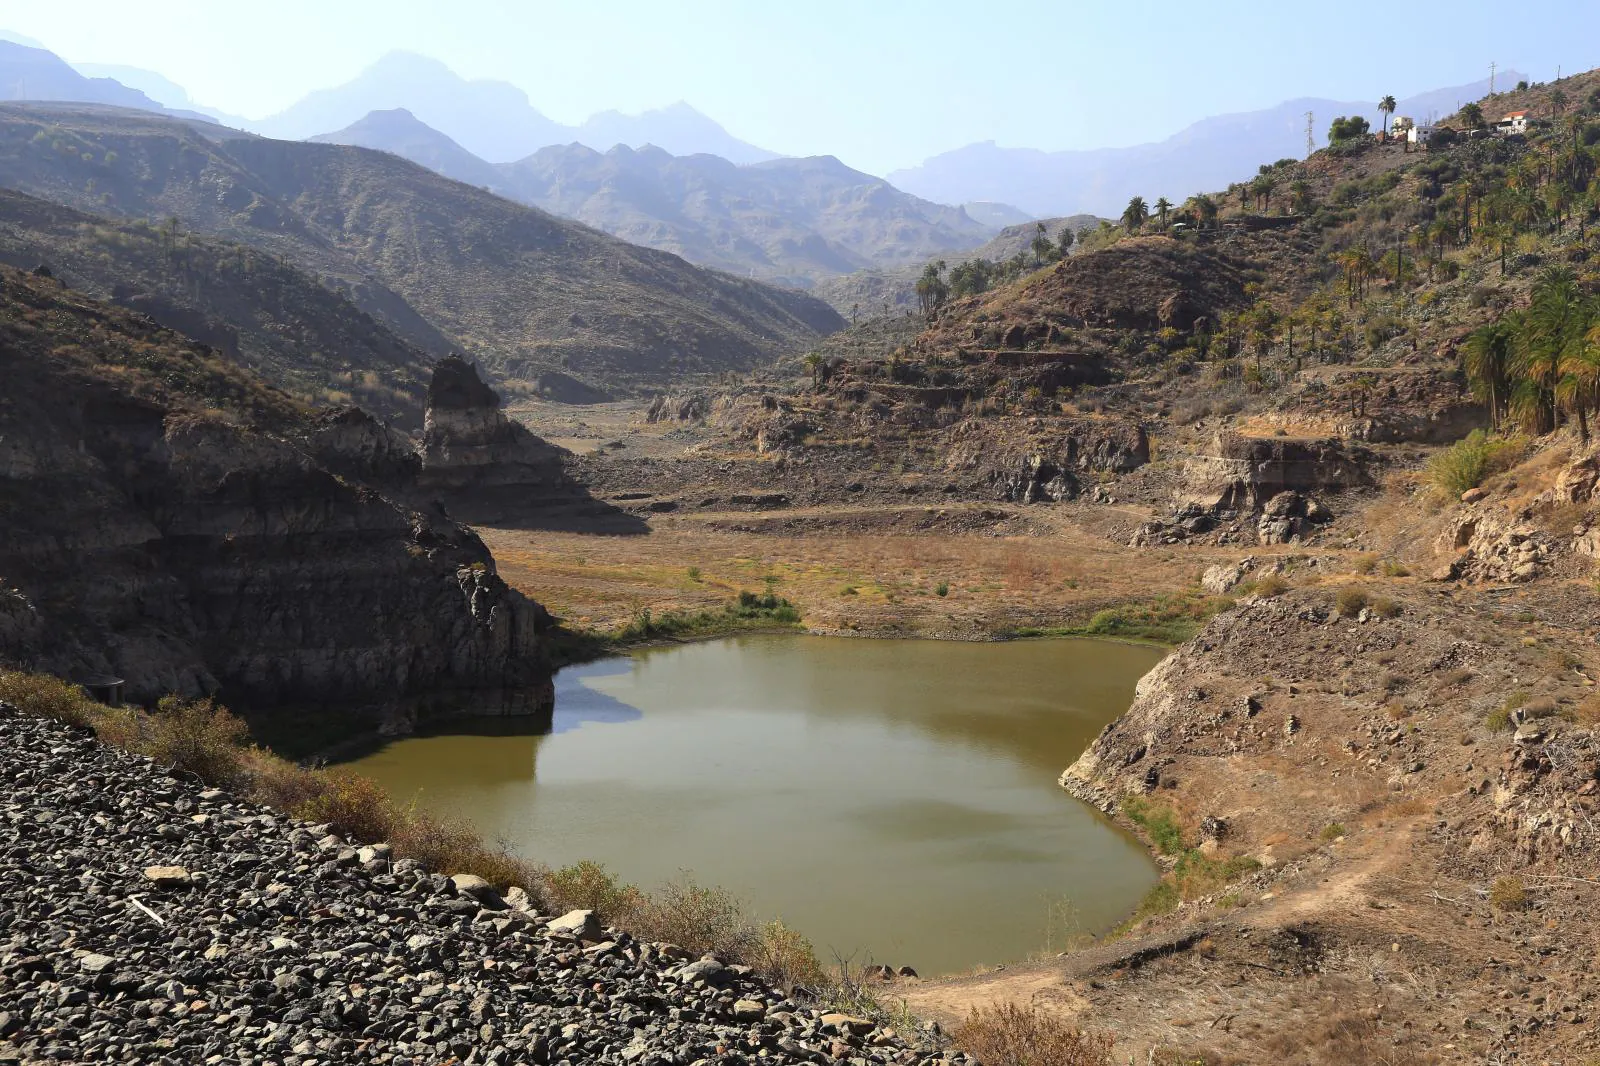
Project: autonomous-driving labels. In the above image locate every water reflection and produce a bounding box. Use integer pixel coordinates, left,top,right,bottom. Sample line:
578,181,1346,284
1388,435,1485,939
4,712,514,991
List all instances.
348,635,1165,975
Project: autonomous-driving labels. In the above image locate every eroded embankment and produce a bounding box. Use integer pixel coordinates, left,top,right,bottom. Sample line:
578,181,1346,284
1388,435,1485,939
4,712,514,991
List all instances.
0,704,956,1066
905,588,1600,1064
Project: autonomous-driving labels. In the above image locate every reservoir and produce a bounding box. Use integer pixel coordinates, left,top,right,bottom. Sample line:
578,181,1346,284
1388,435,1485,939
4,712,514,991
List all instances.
348,635,1164,975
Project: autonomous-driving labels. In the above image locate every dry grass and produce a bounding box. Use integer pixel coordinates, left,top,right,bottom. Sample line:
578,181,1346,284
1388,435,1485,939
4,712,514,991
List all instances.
480,513,1198,638
953,1004,1116,1066
1489,877,1528,911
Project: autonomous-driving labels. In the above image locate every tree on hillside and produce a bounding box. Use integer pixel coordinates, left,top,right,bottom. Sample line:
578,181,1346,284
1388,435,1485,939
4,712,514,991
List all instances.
1056,226,1075,256
1289,179,1314,215
1153,197,1173,230
1252,174,1278,213
1511,267,1590,433
1379,95,1397,134
1459,102,1486,131
1464,320,1516,427
1190,194,1219,231
1122,196,1148,234
1030,222,1053,265
1328,115,1371,143
914,261,950,318
1550,88,1568,118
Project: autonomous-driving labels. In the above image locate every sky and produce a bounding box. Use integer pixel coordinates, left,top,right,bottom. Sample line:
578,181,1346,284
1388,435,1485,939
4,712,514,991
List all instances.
6,0,1599,175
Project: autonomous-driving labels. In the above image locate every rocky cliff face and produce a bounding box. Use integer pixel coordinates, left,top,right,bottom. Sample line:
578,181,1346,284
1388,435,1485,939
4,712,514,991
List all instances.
0,268,553,731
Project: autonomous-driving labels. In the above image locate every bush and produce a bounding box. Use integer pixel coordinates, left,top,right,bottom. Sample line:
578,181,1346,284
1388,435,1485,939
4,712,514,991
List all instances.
1489,877,1527,911
752,920,827,991
0,670,97,729
935,582,949,597
628,877,759,961
1320,822,1346,841
1335,586,1369,617
1427,430,1519,498
547,860,645,919
1369,596,1401,619
954,1004,1115,1066
292,770,400,843
138,696,251,787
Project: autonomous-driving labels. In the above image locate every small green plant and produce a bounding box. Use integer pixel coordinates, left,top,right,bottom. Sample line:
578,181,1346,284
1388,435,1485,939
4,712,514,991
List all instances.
686,566,702,582
1121,796,1185,855
1426,430,1518,498
1380,559,1411,578
1320,822,1345,842
936,582,949,597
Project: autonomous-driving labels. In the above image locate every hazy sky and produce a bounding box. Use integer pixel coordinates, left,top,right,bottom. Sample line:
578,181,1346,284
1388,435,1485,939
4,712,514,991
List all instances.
8,0,1598,174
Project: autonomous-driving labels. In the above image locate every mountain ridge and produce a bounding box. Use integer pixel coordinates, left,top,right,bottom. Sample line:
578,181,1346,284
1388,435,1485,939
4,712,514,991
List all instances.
889,71,1528,215
0,101,841,393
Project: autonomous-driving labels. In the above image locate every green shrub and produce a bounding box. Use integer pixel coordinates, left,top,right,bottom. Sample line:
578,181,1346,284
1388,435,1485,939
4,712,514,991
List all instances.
1427,430,1517,498
547,859,644,919
1320,823,1346,842
936,582,950,597
1369,596,1401,618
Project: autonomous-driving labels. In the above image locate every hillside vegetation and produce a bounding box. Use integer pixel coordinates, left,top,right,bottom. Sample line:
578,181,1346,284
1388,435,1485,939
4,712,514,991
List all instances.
0,102,844,394
0,187,435,424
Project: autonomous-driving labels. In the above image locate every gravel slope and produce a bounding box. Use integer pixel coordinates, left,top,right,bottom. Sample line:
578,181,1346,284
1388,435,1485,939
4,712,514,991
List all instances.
0,705,953,1066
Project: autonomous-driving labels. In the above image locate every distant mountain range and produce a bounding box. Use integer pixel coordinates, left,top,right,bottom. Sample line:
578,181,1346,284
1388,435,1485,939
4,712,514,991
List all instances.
0,41,215,123
888,73,1526,217
249,51,780,165
310,107,996,289
0,101,840,394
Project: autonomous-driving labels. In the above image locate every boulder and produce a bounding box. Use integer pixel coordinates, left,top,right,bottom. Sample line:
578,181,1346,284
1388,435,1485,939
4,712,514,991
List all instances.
450,874,504,909
1461,486,1488,504
545,909,601,941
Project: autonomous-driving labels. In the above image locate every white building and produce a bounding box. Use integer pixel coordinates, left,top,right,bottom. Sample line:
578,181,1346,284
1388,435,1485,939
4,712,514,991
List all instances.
1496,110,1530,136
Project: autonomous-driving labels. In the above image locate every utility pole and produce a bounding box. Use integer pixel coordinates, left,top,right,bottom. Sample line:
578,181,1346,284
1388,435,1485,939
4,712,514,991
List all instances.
1305,111,1314,158
1489,61,1496,96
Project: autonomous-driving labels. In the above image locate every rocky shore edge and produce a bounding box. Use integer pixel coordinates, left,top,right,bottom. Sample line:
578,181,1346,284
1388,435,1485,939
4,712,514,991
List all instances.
0,703,956,1066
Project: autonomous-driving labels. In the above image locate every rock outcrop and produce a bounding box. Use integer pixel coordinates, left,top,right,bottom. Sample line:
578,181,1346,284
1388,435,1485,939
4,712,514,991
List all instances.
0,268,553,730
418,357,568,521
1182,432,1375,512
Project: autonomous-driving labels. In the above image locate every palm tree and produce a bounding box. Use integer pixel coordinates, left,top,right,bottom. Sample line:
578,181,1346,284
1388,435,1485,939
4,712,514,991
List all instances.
1289,180,1313,215
1154,197,1173,230
1030,222,1053,264
1463,320,1515,427
1557,341,1600,442
1459,102,1486,131
1512,267,1591,433
1379,95,1397,134
1121,196,1148,234
1056,226,1075,256
1253,175,1277,213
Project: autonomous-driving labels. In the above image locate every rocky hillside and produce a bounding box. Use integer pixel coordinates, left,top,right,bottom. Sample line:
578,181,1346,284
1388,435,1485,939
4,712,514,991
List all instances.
0,102,843,394
0,265,551,730
0,705,949,1066
0,188,439,426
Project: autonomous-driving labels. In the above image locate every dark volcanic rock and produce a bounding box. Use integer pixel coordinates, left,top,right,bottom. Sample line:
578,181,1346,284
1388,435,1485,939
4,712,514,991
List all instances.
0,706,949,1066
0,268,554,727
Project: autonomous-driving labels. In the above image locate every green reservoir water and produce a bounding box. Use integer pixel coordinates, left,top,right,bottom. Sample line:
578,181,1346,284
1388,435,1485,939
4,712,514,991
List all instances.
347,635,1164,976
